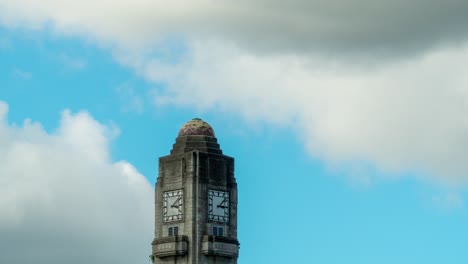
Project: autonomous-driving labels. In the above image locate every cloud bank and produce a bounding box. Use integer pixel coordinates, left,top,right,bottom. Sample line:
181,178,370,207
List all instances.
0,101,153,264
2,0,468,185
133,40,468,185
1,0,468,56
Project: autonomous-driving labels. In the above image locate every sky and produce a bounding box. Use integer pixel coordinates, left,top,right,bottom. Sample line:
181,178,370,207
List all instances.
1,1,468,263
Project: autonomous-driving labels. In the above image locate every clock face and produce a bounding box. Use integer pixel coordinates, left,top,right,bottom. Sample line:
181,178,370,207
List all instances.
208,190,229,223
163,190,183,222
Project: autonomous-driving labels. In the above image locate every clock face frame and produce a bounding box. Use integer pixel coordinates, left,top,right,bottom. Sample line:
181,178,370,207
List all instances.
163,190,183,222
208,190,229,223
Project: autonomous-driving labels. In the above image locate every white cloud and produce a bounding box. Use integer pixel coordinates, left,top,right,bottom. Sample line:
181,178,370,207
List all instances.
58,53,87,70
125,40,468,185
0,101,153,264
12,68,32,80
2,0,468,185
432,192,464,211
116,81,144,114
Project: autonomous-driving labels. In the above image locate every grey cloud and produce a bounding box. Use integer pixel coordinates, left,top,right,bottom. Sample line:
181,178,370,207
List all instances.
218,0,468,56
1,0,468,58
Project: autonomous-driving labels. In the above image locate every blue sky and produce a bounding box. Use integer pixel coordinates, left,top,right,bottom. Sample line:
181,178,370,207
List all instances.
1,2,468,264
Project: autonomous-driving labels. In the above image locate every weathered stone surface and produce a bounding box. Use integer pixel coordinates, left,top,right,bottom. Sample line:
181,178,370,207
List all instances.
152,236,189,258
178,118,216,137
202,235,240,258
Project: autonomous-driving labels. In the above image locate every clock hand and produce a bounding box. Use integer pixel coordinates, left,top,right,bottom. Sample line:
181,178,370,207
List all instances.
217,198,228,208
171,197,182,208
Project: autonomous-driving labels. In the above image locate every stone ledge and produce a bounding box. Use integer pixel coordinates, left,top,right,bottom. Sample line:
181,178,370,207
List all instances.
152,236,188,258
202,235,239,258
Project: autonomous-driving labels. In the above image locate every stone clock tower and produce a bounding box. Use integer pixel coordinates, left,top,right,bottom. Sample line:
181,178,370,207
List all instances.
151,118,240,264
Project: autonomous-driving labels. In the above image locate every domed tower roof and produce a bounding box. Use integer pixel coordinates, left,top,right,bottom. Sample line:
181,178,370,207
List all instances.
170,118,221,155
178,118,215,137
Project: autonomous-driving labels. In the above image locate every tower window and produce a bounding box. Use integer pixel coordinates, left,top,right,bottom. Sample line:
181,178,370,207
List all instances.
212,226,224,237
168,226,178,236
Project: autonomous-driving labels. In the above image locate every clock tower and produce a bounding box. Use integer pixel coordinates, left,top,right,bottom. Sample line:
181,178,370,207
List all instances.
151,118,240,264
